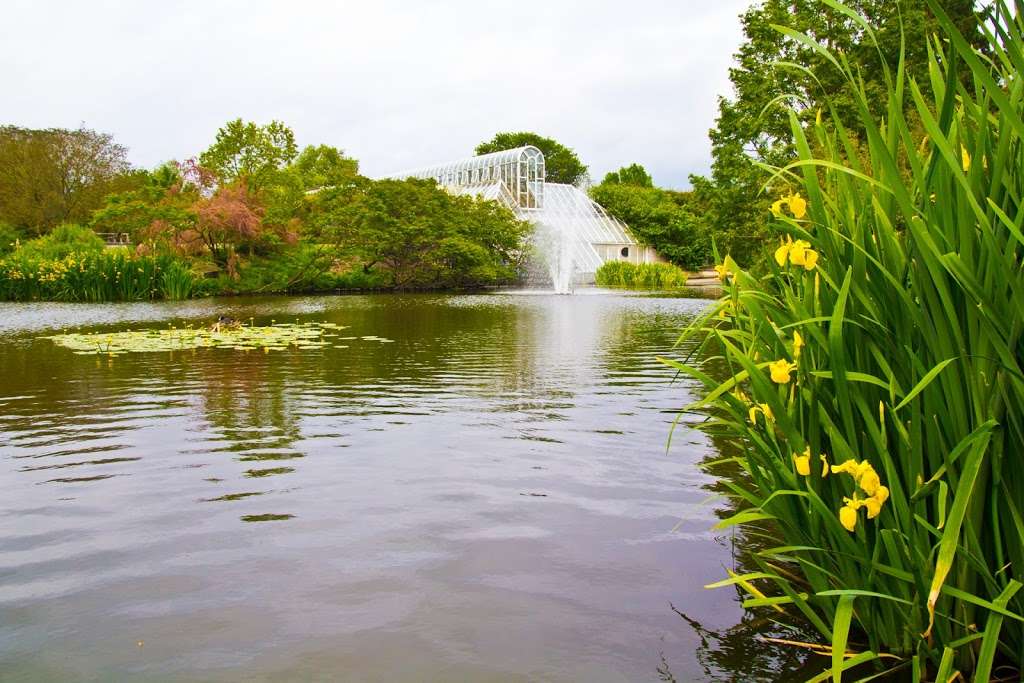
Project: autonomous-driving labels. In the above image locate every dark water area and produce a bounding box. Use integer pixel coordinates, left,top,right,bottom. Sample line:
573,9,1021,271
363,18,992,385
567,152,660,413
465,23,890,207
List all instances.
0,291,803,681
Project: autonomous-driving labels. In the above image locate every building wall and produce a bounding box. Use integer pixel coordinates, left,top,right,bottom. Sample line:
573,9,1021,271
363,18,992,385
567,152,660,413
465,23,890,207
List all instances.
592,243,663,266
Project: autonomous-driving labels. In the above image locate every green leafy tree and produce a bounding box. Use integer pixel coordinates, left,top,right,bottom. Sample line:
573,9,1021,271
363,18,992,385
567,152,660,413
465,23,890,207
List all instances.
314,178,529,288
590,182,711,270
693,0,985,266
475,132,588,185
199,119,298,192
264,144,360,228
601,163,653,187
90,163,197,244
289,144,358,191
0,126,137,234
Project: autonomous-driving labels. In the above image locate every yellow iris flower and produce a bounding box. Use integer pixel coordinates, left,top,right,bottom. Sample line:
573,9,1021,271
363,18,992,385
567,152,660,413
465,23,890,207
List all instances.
793,446,829,477
832,461,889,531
774,236,819,271
714,263,733,281
771,193,808,220
769,359,797,384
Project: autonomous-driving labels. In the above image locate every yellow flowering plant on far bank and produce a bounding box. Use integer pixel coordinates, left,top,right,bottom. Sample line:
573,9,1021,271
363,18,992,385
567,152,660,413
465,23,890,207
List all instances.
659,2,1024,680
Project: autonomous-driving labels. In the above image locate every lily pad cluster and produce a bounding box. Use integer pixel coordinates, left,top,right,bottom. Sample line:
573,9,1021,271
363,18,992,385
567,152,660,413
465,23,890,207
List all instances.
46,322,354,355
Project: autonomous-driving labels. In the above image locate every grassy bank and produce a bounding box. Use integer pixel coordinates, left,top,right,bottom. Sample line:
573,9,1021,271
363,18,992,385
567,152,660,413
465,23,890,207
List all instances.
667,1,1024,679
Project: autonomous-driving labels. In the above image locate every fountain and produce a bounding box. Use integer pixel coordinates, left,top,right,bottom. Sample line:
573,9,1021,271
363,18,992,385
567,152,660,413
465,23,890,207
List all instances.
380,146,655,294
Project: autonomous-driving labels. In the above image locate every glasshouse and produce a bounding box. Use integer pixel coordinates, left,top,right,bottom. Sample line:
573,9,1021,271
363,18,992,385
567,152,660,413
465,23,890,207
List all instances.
383,145,661,288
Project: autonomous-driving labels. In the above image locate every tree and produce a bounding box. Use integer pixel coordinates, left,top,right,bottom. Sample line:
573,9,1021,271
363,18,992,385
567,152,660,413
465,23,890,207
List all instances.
590,182,711,270
263,144,360,228
475,132,588,185
191,184,265,266
289,144,358,191
315,178,530,288
0,125,136,234
601,163,653,187
693,0,986,266
199,119,298,192
90,163,197,245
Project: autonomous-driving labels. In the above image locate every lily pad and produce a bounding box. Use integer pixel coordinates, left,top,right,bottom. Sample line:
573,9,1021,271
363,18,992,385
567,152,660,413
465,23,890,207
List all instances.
46,322,350,356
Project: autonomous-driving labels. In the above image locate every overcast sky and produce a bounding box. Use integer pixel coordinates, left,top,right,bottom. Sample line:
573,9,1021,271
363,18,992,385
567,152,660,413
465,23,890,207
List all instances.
2,0,750,189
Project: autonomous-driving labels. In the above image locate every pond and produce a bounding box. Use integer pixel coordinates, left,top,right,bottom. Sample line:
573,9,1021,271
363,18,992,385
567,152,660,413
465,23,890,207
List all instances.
0,291,797,681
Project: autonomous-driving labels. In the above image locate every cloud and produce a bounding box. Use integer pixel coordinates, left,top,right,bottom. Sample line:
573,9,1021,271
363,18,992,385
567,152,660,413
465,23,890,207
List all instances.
1,0,748,188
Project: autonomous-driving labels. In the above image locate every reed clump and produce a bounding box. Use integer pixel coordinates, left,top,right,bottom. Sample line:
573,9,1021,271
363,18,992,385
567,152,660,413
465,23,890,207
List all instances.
667,2,1024,679
0,249,196,302
595,260,690,289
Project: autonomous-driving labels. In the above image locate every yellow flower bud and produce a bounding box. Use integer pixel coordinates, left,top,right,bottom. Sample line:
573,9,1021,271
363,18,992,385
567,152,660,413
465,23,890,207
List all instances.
793,447,812,476
774,241,791,267
793,331,804,359
788,194,808,219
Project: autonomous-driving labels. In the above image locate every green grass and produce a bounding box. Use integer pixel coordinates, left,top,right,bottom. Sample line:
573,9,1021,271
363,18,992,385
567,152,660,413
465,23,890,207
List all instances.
666,1,1024,679
595,260,690,289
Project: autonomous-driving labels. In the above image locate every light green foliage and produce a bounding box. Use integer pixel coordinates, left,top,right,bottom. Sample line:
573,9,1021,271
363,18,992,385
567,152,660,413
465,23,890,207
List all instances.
594,261,689,289
199,119,298,191
672,2,1024,677
601,163,653,187
264,144,359,228
475,132,588,186
16,224,106,261
314,177,531,289
590,182,711,269
289,144,359,191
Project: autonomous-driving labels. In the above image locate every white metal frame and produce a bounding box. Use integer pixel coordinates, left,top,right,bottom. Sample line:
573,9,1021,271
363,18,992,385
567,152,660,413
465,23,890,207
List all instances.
383,145,546,209
382,146,655,277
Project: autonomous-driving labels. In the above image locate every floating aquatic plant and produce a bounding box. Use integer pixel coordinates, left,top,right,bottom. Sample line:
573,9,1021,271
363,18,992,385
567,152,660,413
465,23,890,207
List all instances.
45,322,353,355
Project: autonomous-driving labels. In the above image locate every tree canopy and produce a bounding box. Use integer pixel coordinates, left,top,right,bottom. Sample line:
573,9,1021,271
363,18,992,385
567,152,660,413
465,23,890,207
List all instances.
601,163,654,188
312,177,529,289
590,181,710,270
693,0,985,266
475,132,588,186
0,126,137,234
199,118,298,191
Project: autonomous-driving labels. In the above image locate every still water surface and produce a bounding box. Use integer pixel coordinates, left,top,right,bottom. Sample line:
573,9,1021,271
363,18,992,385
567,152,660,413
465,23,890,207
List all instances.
0,292,765,681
